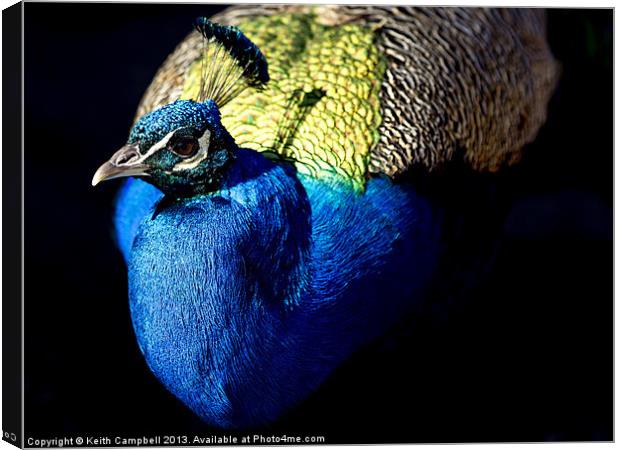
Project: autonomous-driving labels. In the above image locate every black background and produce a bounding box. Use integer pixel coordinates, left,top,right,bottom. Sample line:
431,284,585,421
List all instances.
23,4,612,443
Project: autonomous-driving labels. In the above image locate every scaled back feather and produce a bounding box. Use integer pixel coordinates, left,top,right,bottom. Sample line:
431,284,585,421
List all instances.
137,6,559,179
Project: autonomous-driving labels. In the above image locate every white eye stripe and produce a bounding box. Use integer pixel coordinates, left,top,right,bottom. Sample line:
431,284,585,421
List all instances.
128,128,179,166
142,129,178,160
172,129,211,172
139,128,211,172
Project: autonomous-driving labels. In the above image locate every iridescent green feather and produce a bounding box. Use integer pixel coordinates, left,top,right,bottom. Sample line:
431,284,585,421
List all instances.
182,13,387,191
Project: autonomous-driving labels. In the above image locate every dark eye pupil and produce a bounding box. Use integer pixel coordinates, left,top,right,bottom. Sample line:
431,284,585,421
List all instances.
171,137,198,157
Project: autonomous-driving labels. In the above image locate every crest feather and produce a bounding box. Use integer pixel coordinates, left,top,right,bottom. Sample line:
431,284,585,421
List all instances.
193,18,269,107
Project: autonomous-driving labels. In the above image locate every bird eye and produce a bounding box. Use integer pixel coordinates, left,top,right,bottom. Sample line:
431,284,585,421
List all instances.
170,136,199,157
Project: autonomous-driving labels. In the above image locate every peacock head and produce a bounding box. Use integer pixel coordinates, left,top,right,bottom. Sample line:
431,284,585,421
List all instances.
92,99,237,196
92,18,268,197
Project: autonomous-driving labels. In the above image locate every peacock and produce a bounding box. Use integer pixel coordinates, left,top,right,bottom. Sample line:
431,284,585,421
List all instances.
92,6,558,429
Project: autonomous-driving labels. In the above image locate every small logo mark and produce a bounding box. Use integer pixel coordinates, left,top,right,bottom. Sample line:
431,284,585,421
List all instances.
3,431,16,442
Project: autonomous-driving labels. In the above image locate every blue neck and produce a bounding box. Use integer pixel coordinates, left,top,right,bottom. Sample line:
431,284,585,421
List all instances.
114,149,443,428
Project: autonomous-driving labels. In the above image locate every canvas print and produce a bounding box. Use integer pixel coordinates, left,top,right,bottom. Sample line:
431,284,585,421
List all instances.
4,2,613,447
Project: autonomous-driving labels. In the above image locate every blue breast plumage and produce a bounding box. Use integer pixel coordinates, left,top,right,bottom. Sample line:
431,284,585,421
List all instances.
114,149,441,428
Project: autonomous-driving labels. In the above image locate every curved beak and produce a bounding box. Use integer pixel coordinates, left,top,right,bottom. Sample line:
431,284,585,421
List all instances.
92,144,150,187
